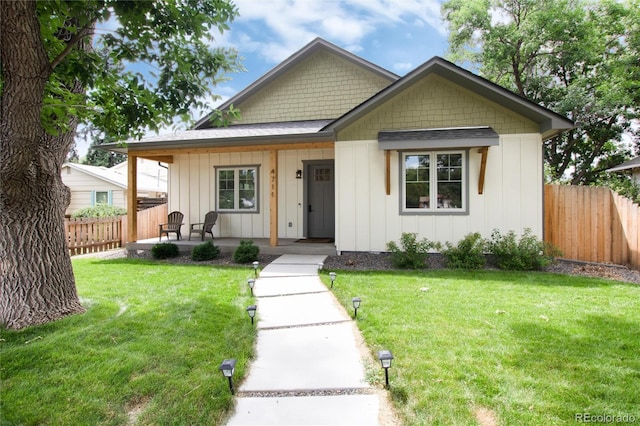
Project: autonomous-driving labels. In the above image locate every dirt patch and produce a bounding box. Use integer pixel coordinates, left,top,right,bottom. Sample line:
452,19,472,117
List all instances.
126,396,151,425
474,406,499,426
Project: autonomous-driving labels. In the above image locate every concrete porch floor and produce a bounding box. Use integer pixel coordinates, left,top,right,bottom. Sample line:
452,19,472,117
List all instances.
126,237,337,256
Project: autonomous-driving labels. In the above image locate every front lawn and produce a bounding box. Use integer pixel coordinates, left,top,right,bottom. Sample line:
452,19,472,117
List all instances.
325,270,640,425
0,258,256,425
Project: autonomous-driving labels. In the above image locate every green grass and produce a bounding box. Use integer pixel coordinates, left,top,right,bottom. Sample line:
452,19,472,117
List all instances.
1,258,257,425
323,269,640,425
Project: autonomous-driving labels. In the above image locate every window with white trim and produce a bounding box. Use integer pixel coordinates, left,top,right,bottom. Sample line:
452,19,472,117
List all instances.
402,151,466,213
216,166,259,212
92,191,111,206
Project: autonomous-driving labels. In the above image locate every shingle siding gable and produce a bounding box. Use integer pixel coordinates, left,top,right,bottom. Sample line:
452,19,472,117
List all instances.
337,74,539,141
236,50,392,124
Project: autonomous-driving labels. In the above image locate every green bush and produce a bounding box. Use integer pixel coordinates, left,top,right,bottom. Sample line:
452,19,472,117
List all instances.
386,233,440,269
487,228,561,271
233,240,259,263
71,205,127,218
442,232,486,269
191,241,221,261
151,243,180,259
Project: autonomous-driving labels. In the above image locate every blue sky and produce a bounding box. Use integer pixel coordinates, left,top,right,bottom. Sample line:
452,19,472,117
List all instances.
78,0,449,157
213,0,448,107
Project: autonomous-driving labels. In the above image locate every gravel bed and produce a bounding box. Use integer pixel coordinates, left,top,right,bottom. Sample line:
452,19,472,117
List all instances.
84,249,640,284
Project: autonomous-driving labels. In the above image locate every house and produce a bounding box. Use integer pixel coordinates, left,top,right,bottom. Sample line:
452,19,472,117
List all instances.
606,156,640,184
108,38,573,252
61,159,167,215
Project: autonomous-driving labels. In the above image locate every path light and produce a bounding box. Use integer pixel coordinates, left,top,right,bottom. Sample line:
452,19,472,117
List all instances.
246,305,257,325
247,278,255,296
219,358,237,394
378,350,394,388
352,297,361,319
329,272,337,288
318,262,324,271
252,261,259,278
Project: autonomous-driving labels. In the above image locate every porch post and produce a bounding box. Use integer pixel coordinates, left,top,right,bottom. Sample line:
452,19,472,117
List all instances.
269,150,278,247
127,155,138,242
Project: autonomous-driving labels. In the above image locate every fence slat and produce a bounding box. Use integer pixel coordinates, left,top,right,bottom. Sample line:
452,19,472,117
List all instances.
545,184,640,270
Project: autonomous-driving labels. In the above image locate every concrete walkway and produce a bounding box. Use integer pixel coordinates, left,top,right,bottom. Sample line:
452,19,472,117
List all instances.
226,254,383,426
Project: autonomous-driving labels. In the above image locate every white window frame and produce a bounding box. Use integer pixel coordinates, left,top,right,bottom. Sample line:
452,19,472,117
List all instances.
215,165,259,213
401,150,468,214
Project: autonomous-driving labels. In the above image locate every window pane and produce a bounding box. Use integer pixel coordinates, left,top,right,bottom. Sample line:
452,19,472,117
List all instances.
239,169,256,209
218,170,235,209
436,154,462,209
405,155,430,208
95,191,109,205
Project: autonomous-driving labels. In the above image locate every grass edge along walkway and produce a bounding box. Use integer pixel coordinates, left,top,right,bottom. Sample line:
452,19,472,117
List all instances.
322,269,640,426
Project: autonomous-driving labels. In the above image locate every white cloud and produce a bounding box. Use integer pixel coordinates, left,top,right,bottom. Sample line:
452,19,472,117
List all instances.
229,0,446,64
393,62,414,73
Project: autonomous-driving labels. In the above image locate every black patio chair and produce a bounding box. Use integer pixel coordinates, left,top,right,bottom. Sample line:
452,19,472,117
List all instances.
189,211,219,241
159,211,184,241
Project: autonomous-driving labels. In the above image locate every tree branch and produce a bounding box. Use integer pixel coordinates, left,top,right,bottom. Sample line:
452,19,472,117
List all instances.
50,25,94,69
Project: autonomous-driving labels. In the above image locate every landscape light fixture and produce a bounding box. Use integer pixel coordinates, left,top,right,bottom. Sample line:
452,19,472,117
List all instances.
252,261,259,278
218,358,237,394
318,262,324,271
352,297,361,319
246,305,257,325
247,278,255,296
377,350,394,388
329,272,337,288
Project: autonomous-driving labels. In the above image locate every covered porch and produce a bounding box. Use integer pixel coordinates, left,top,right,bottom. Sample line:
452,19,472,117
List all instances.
126,237,337,256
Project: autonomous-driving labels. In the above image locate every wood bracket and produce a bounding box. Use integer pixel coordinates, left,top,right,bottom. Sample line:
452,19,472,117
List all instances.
385,150,391,195
478,147,489,195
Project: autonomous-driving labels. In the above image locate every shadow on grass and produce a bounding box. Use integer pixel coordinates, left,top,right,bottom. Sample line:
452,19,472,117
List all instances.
0,293,255,425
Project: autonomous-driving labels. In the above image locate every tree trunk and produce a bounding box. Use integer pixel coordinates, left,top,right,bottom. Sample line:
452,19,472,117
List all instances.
1,0,85,329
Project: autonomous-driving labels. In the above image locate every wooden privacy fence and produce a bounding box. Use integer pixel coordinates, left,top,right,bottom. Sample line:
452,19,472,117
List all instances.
122,203,167,242
65,216,123,256
545,184,640,270
65,203,168,256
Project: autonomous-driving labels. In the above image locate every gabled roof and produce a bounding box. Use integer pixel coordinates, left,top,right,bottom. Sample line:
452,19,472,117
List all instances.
193,38,399,130
62,162,166,192
323,56,574,140
606,156,640,173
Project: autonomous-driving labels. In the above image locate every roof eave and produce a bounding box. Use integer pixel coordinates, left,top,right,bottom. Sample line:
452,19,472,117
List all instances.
101,131,335,154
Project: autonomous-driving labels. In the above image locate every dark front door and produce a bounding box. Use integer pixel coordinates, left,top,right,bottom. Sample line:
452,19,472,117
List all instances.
306,162,335,238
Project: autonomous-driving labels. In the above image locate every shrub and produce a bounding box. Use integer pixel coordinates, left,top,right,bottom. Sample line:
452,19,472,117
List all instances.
442,232,486,269
191,241,221,261
233,240,259,263
71,205,127,218
487,228,561,271
151,243,179,259
386,233,440,269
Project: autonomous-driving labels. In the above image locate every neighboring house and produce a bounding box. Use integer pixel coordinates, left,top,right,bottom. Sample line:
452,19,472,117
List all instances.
62,159,167,215
606,156,640,184
109,38,573,252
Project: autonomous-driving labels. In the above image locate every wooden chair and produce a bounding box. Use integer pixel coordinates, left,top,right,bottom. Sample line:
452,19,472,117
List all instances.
189,211,219,241
159,211,184,241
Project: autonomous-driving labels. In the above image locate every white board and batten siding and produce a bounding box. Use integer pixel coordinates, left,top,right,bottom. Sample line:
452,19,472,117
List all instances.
168,149,334,239
335,134,543,253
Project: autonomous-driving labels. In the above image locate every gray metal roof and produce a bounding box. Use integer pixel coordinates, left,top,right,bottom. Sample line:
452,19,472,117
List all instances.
606,156,640,173
105,120,334,153
378,126,499,150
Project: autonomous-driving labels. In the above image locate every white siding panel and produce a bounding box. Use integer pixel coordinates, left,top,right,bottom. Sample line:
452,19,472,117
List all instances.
335,135,543,252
